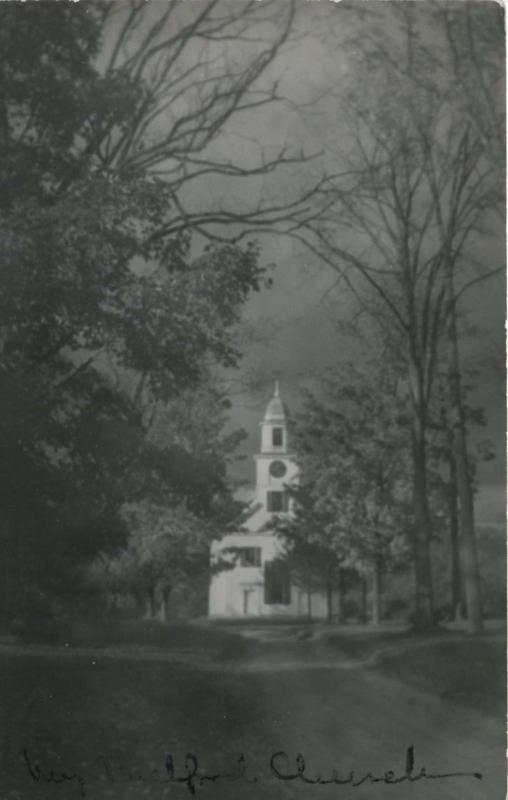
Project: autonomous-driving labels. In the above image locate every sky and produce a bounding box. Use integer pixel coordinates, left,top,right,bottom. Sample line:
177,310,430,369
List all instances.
101,1,505,503
223,234,505,493
200,1,507,501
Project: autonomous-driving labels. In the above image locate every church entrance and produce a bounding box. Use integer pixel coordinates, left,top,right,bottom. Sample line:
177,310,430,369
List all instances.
242,587,255,615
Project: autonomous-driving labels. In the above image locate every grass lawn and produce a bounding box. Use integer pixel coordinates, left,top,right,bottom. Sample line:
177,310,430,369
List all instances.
325,627,506,720
0,653,267,800
66,616,250,659
374,637,506,721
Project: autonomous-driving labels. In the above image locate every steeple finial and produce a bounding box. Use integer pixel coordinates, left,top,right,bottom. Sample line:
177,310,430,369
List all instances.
274,380,280,397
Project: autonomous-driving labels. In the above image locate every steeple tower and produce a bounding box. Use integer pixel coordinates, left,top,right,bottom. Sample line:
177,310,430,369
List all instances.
250,382,296,520
260,381,287,453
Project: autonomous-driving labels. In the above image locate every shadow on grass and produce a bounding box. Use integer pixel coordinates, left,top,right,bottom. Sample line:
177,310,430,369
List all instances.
374,636,506,721
67,616,252,659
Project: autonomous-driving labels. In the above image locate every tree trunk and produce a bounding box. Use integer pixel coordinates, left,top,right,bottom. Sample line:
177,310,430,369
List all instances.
360,576,368,624
371,560,382,626
107,593,118,615
445,270,483,634
411,426,435,630
337,568,345,624
159,586,171,623
447,450,463,621
306,588,312,621
326,573,333,623
145,586,156,620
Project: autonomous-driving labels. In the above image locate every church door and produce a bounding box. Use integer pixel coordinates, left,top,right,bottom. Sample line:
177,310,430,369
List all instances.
243,588,252,615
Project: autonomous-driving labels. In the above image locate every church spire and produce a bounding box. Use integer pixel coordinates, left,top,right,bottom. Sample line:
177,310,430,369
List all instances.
260,381,287,453
263,380,285,422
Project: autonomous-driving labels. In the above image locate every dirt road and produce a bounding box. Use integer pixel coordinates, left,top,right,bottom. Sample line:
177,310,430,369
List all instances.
0,628,504,800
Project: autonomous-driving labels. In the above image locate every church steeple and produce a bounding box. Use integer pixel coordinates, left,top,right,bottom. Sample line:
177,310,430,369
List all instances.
260,381,287,453
252,382,295,518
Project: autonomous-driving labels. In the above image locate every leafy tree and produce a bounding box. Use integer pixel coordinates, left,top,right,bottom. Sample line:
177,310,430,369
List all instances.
113,501,212,621
2,1,315,619
278,360,412,625
277,484,344,622
90,373,253,619
0,219,262,613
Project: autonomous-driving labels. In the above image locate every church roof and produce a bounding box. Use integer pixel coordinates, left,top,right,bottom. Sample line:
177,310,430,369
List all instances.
263,381,286,421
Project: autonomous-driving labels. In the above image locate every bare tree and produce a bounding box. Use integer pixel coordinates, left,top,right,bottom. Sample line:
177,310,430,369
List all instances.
75,0,324,241
437,1,505,171
296,5,502,630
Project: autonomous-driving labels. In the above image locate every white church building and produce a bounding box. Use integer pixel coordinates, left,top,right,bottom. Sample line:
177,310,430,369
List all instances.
208,383,336,619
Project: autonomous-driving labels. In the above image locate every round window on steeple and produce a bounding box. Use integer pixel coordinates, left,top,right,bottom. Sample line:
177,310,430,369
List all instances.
269,460,287,478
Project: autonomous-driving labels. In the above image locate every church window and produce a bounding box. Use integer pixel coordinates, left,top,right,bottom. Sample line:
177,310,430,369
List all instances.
272,427,283,447
267,491,288,512
236,547,261,567
264,560,290,604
